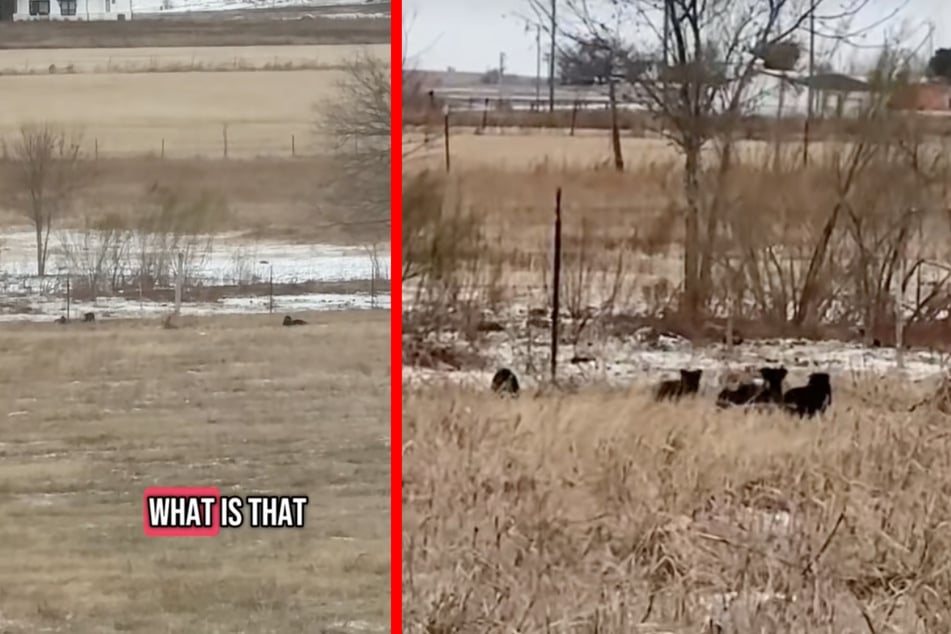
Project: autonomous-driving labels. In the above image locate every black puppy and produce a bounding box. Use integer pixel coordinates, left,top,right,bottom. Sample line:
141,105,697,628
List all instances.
717,367,787,408
283,315,307,326
783,372,832,418
655,369,703,402
491,368,520,397
751,366,788,405
83,312,95,323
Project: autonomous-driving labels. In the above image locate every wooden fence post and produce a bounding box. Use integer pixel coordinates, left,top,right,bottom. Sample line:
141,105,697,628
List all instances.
175,252,184,315
443,104,451,173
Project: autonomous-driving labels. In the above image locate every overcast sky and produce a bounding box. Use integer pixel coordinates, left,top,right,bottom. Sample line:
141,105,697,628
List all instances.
403,0,951,76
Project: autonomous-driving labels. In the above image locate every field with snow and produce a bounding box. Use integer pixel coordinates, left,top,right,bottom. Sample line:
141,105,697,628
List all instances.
402,100,951,631
0,228,390,322
0,6,391,632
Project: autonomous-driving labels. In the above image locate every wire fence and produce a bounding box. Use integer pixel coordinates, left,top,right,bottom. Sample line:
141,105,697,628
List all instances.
0,123,341,160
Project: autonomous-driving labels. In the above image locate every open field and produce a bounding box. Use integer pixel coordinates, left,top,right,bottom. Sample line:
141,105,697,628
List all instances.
0,157,382,243
405,129,951,170
0,158,391,321
403,382,951,633
0,43,389,74
0,7,388,49
0,66,379,157
0,310,389,633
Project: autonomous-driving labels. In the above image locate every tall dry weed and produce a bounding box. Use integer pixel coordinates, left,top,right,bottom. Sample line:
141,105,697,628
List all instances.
403,381,951,633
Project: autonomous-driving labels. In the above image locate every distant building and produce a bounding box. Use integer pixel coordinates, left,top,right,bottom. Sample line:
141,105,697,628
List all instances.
10,0,132,20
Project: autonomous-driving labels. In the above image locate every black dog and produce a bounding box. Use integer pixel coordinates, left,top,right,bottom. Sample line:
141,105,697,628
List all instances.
717,366,787,408
782,372,832,418
655,369,703,402
83,312,95,323
283,315,307,326
751,366,788,405
491,368,520,397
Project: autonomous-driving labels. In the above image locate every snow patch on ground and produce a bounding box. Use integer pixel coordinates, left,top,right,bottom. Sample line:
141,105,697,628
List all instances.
133,0,387,15
403,329,949,392
0,228,390,321
0,292,387,323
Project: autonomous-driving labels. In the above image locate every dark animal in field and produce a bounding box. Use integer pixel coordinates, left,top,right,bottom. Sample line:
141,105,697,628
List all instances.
782,372,832,418
283,316,307,326
655,369,703,402
716,382,760,408
55,316,67,324
83,312,95,323
717,366,787,408
751,366,788,405
491,368,520,397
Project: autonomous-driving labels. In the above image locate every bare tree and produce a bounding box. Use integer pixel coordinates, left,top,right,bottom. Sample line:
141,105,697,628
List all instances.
558,32,638,170
1,124,88,277
317,48,391,230
524,0,559,111
552,0,893,320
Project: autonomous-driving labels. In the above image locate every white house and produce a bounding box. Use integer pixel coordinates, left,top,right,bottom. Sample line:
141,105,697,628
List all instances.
13,0,132,20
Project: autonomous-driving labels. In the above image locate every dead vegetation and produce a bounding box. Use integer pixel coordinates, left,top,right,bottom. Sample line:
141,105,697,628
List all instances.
0,156,382,244
401,85,951,365
403,380,951,633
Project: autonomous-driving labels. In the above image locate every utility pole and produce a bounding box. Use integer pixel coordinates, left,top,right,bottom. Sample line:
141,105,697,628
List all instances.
929,20,935,60
498,51,506,103
549,0,556,112
536,23,542,104
803,2,816,166
662,0,670,66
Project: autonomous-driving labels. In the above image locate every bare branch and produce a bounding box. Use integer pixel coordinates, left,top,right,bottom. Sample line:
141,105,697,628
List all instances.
316,49,391,230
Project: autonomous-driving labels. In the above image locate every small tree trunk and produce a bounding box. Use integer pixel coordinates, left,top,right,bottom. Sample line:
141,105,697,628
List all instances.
609,80,624,171
773,78,786,172
683,142,702,320
35,223,45,277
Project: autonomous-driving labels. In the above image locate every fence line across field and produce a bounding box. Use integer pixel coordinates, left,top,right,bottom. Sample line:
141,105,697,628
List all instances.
0,124,349,160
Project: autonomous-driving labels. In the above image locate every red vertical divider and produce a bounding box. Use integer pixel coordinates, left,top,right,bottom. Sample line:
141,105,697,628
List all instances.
390,1,404,631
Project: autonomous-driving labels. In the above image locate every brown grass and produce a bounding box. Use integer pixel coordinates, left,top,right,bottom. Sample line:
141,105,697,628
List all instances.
0,68,372,159
0,310,389,633
0,45,389,158
0,43,388,75
0,157,385,244
404,106,951,139
405,130,942,171
0,14,388,49
402,380,951,633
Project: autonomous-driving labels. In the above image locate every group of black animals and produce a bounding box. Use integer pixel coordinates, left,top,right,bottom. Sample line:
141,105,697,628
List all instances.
655,366,832,419
54,313,307,326
54,312,96,324
489,366,832,419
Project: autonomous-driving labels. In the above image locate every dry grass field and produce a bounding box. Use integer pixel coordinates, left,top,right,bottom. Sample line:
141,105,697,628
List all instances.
0,157,382,244
0,66,372,158
402,382,951,633
0,43,389,74
0,310,389,633
405,129,913,171
403,96,951,633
